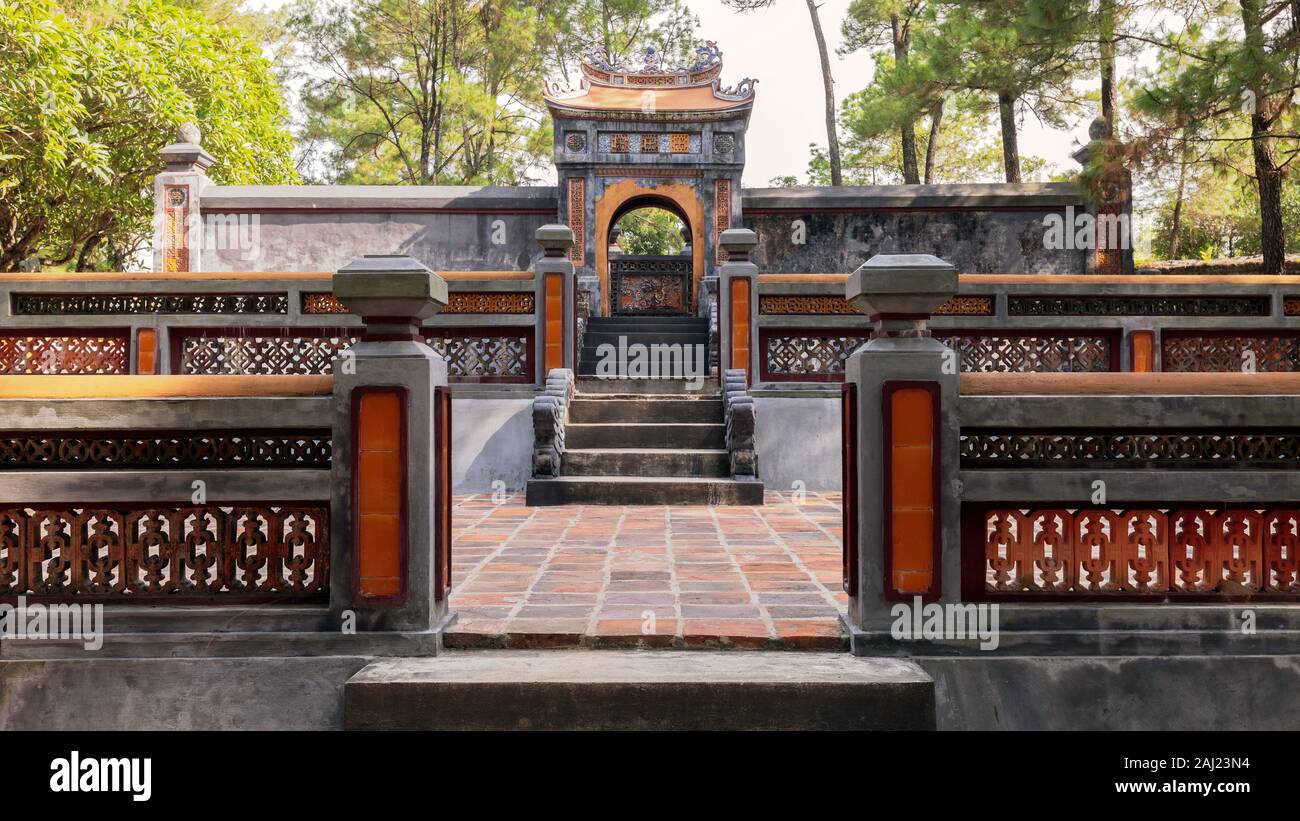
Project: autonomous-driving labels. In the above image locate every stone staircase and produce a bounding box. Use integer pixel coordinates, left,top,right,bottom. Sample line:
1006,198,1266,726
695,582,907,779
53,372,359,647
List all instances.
526,315,763,505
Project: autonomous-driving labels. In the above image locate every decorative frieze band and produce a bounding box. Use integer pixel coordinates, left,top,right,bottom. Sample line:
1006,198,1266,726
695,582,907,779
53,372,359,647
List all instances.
961,431,1300,469
0,432,332,470
14,294,288,315
1009,295,1270,317
756,294,992,316
301,291,534,315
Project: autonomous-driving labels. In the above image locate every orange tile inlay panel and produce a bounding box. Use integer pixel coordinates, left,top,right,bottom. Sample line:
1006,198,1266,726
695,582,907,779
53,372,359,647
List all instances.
1131,330,1155,372
729,277,750,382
888,386,934,595
544,271,565,372
135,328,158,375
356,389,405,600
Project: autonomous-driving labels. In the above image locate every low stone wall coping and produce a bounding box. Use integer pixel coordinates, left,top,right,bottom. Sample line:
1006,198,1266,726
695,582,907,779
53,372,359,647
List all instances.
741,182,1083,210
962,372,1300,396
0,375,333,398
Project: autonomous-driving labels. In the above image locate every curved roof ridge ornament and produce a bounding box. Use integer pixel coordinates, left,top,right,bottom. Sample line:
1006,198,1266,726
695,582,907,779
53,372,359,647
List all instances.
716,77,758,100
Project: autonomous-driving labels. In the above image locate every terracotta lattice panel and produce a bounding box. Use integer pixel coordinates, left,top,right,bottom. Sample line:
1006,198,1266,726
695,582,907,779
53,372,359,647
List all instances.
0,505,329,600
976,507,1300,596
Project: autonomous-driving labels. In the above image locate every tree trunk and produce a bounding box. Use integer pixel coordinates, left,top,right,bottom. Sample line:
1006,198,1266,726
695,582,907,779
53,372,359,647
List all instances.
806,0,842,186
923,97,945,184
1241,0,1285,273
892,14,920,184
997,90,1022,183
1099,0,1117,128
1168,149,1186,260
1252,124,1285,273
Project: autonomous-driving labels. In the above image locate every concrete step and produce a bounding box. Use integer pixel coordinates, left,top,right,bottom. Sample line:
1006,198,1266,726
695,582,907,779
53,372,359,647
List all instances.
565,422,724,449
577,377,719,395
588,316,706,325
582,332,707,345
563,448,730,477
585,325,708,336
343,650,935,730
569,397,722,423
526,476,763,505
578,363,711,378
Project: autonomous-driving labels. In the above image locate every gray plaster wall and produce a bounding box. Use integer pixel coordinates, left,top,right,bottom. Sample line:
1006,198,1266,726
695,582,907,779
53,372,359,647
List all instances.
921,655,1300,730
745,208,1088,274
198,185,558,273
743,184,1090,274
453,396,533,491
754,394,841,491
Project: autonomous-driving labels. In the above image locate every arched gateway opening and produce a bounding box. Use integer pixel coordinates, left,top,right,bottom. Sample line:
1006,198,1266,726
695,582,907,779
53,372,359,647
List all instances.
607,198,694,315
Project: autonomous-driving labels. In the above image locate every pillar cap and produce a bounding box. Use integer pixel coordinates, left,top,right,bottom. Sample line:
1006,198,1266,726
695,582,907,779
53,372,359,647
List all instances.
719,228,757,259
846,253,956,317
334,254,448,320
537,224,575,257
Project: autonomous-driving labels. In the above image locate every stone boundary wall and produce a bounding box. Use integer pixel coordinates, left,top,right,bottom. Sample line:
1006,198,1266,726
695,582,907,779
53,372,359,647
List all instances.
743,184,1091,275
196,186,559,274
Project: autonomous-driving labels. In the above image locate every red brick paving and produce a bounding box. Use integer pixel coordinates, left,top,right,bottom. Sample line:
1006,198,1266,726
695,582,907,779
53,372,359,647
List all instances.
447,491,847,650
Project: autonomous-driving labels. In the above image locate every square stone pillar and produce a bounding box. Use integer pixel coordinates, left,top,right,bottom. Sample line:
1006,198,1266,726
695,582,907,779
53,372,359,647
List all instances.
535,225,577,380
329,255,454,640
152,123,214,273
718,229,758,385
841,254,962,654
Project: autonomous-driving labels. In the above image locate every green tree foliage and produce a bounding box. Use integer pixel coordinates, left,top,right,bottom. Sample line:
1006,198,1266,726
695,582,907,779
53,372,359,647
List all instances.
613,207,687,255
0,0,298,271
286,0,698,185
1132,0,1300,273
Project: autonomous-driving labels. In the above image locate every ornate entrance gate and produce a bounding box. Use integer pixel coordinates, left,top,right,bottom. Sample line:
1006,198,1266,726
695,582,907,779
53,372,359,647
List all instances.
610,256,692,315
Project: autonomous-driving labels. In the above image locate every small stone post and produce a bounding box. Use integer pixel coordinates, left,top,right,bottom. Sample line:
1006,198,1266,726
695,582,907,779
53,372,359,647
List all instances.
1072,116,1134,275
718,228,758,385
535,225,577,381
152,122,213,273
329,255,454,645
841,254,961,655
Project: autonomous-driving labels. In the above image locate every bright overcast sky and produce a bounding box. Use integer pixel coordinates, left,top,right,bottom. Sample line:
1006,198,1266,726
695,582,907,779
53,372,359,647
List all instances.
248,0,1098,187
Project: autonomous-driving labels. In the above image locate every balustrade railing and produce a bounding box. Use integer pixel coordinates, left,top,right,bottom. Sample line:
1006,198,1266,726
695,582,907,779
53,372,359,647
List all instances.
751,273,1300,383
0,270,542,384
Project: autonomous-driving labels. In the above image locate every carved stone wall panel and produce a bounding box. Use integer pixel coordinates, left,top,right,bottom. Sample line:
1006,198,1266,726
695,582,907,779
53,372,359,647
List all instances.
758,295,860,315
567,177,585,266
0,505,329,600
934,296,995,316
163,185,189,273
715,179,732,263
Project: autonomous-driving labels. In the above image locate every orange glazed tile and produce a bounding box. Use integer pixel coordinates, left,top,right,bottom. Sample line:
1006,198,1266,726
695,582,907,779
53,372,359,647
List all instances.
135,328,157,375
545,271,564,371
358,451,402,514
890,446,933,509
890,509,934,593
1132,330,1155,373
358,392,402,450
358,514,402,580
890,388,933,445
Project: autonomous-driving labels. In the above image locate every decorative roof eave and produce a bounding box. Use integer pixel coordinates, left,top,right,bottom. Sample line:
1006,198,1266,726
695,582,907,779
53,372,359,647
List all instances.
542,78,757,117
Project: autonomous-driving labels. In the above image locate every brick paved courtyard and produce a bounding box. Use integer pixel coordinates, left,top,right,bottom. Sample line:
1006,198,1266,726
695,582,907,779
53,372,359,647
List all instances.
447,492,847,650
